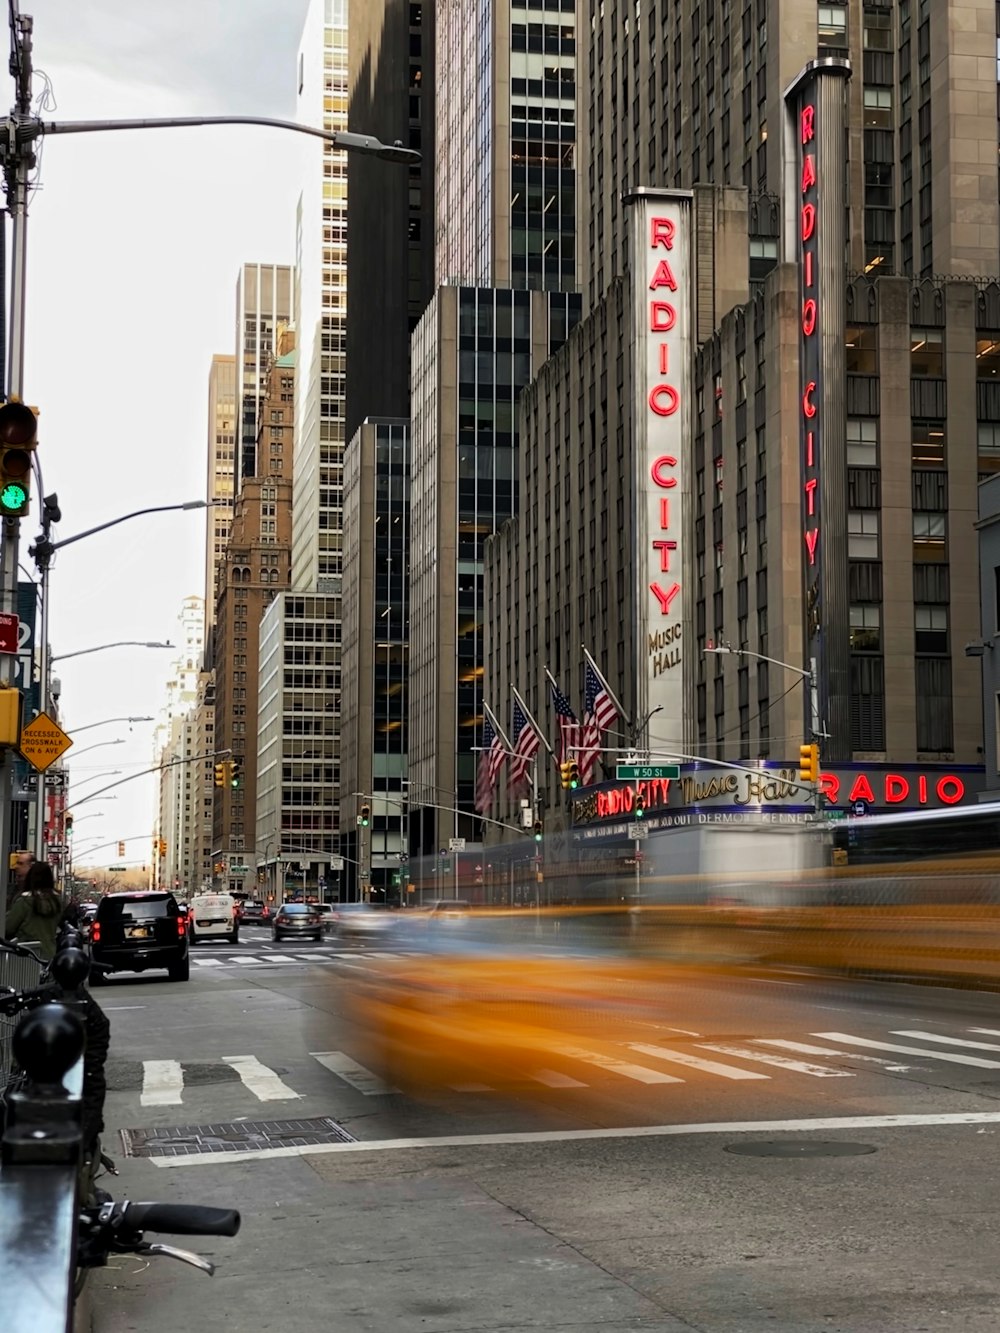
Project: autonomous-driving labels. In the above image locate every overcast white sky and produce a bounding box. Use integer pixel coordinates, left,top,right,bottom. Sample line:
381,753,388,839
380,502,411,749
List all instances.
21,0,310,868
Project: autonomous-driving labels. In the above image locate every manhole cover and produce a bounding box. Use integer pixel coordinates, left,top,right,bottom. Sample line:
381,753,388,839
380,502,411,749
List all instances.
120,1116,356,1159
725,1140,877,1158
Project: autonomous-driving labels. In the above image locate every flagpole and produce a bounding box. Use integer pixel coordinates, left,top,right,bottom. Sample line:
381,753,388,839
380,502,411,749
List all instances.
483,700,512,751
581,644,632,730
511,685,557,763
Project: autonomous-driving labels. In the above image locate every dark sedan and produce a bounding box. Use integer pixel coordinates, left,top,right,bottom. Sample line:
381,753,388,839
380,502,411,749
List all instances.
272,903,323,943
239,900,271,925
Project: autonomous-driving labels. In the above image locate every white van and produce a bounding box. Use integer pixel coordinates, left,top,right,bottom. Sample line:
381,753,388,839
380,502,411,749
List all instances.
188,892,239,944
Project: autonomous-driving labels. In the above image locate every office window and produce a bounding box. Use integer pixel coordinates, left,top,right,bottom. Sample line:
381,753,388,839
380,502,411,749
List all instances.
818,6,848,47
847,418,877,466
915,605,947,653
845,325,878,373
913,511,946,561
976,336,1000,379
849,605,881,651
848,510,879,558
978,424,1000,478
911,328,943,376
863,87,893,128
911,421,945,468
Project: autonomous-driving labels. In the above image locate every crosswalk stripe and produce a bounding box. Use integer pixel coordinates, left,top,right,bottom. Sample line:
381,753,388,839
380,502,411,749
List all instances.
699,1044,852,1078
628,1044,769,1081
296,953,333,961
310,1051,398,1095
969,1028,1000,1038
754,1039,913,1069
222,1055,301,1101
141,1060,184,1106
191,958,224,967
813,1032,1000,1069
892,1030,1000,1052
531,1069,589,1088
551,1044,682,1084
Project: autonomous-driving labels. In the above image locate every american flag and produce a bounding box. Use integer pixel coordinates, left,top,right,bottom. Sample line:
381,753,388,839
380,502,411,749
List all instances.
507,698,541,793
548,677,580,761
579,660,619,786
475,715,506,813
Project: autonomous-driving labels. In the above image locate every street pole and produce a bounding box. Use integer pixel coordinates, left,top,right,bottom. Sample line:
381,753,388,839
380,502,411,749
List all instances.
0,7,33,933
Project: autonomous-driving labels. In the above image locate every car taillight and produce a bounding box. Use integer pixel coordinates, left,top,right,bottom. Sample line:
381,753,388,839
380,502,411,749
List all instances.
177,916,187,937
90,921,101,943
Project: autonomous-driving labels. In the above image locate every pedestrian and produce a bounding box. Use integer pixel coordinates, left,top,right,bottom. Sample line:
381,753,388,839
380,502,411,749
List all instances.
6,848,35,907
5,861,64,959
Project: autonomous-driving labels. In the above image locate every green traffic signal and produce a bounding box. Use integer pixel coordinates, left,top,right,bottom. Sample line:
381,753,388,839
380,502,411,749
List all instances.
533,820,543,842
0,479,27,516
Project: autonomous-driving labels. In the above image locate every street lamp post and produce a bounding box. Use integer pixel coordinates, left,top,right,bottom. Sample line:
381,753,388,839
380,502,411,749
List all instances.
70,716,154,735
51,641,172,664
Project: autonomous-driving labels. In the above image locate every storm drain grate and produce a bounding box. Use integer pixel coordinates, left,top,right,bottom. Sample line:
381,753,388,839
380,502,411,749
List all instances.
120,1116,356,1158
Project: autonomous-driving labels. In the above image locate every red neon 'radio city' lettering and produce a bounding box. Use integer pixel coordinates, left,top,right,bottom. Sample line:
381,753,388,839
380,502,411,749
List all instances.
646,212,684,626
818,771,966,807
800,100,820,574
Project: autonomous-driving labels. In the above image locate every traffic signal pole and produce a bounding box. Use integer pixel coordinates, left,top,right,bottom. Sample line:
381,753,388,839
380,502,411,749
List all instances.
0,5,35,934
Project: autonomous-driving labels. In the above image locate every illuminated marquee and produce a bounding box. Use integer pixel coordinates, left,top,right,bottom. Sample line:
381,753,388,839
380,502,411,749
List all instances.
799,97,822,641
630,190,692,745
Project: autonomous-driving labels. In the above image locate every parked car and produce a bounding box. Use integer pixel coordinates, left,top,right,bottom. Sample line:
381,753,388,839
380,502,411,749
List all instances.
188,892,239,944
239,900,270,925
88,891,190,983
272,902,323,943
333,902,392,942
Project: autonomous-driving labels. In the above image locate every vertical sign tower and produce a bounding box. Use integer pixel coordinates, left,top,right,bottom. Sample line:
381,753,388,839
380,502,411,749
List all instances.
626,189,694,755
783,59,852,759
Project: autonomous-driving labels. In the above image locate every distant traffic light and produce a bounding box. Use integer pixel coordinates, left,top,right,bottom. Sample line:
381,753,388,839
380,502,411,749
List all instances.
65,814,74,839
634,789,645,819
533,819,543,843
798,743,820,783
117,841,125,857
359,803,371,827
158,838,167,857
230,758,242,790
560,760,580,790
0,398,38,518
214,760,227,789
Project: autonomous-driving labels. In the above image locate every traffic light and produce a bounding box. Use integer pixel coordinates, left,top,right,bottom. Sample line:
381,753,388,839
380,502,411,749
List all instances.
798,742,820,783
0,398,38,518
214,760,227,788
117,840,125,857
560,760,580,790
533,819,543,843
158,838,167,857
634,789,645,819
65,814,74,839
359,803,371,827
230,758,241,790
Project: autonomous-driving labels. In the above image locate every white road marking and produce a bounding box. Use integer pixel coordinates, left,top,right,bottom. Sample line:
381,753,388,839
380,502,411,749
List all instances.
191,958,224,968
151,1109,1000,1167
754,1039,913,1070
628,1044,768,1081
104,1005,145,1011
700,1043,852,1078
813,1032,1000,1069
551,1044,682,1084
970,1028,1000,1038
893,1031,1000,1052
530,1069,588,1088
141,1060,184,1107
296,953,333,961
222,1055,301,1101
310,1051,398,1095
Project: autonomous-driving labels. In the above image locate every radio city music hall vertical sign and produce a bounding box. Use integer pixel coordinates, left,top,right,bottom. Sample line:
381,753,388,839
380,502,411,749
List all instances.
628,189,693,748
785,59,851,752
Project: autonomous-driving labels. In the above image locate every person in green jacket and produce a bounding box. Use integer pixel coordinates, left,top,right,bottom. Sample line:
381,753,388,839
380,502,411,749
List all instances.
5,861,64,959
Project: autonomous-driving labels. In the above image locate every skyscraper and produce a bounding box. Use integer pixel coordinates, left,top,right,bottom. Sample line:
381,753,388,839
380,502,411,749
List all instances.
235,264,293,487
483,0,998,862
204,354,236,646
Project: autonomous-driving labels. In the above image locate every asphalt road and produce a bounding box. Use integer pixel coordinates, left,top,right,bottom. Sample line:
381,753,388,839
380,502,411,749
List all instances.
82,928,1000,1332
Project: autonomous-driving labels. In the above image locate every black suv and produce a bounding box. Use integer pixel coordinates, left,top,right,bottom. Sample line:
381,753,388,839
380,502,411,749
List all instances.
89,891,190,983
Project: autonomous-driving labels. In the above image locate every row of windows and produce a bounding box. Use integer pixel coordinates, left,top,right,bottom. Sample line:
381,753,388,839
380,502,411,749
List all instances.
850,603,948,654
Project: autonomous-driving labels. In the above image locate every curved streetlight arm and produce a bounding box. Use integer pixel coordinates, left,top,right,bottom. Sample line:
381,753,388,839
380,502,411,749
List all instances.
705,643,812,681
70,716,154,735
32,117,421,165
53,640,172,663
35,501,212,557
